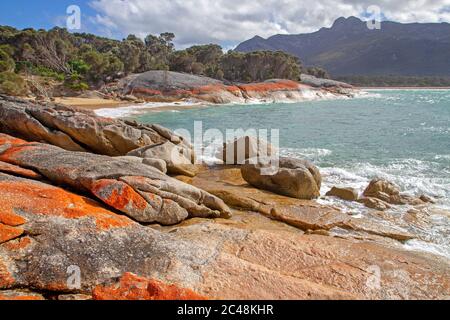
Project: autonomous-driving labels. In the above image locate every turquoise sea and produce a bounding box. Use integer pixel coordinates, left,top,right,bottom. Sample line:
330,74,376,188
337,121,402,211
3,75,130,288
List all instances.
98,89,450,257
132,90,450,208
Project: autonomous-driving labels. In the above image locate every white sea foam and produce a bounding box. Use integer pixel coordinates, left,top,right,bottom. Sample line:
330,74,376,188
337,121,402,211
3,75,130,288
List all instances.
404,239,450,260
352,90,382,99
435,154,450,160
280,148,333,161
280,149,450,210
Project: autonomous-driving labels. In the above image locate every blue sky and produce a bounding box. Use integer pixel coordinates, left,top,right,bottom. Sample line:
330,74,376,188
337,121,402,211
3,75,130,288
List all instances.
1,0,450,48
0,1,95,30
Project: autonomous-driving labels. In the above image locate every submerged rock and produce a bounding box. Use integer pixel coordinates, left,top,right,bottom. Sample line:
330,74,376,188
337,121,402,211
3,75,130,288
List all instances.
241,157,322,200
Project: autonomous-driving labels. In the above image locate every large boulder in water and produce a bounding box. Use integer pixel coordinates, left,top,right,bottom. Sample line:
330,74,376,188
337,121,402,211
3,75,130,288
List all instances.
241,157,322,200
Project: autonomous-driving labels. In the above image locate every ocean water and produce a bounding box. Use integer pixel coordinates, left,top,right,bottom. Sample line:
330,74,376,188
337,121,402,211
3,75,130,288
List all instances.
133,89,449,204
127,89,450,257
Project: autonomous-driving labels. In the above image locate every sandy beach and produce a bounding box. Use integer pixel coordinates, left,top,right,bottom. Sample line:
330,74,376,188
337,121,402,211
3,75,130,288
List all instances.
53,97,131,110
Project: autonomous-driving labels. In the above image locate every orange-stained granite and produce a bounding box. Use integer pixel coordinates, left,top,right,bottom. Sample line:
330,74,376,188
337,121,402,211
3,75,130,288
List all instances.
0,134,26,147
91,179,148,212
3,236,32,251
0,145,38,165
0,210,27,227
130,81,305,98
0,161,43,180
239,80,300,92
0,180,133,231
92,273,207,300
0,224,24,244
0,292,44,300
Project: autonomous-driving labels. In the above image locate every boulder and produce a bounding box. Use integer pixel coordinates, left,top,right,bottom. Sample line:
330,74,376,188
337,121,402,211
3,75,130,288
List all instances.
326,187,359,201
127,141,198,177
364,179,400,198
0,134,231,225
217,136,276,165
363,179,427,207
241,157,322,200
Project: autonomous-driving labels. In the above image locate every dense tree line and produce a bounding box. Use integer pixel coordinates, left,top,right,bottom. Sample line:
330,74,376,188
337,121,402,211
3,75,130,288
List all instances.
0,26,303,96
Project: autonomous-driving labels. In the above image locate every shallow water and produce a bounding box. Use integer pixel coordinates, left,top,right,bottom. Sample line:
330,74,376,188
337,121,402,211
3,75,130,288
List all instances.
126,89,450,258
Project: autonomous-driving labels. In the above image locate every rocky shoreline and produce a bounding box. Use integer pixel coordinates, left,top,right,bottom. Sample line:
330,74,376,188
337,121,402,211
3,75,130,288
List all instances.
0,95,449,300
100,71,357,105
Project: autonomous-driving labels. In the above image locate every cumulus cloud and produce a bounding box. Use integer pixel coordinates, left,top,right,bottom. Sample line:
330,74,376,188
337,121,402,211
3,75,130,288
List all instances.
89,0,450,47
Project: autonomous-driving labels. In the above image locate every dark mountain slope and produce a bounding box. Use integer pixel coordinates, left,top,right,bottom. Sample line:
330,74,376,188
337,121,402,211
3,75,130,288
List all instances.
236,17,450,76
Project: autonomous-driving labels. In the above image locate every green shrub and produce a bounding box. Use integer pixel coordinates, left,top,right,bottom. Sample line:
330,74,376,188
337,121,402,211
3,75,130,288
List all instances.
0,72,27,96
64,72,89,91
0,49,15,73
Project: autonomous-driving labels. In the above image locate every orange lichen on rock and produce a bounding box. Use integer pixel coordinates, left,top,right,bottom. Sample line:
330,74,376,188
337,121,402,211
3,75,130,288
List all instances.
91,179,148,212
92,273,207,300
3,236,32,251
0,224,24,244
0,145,37,165
0,292,45,300
0,134,26,147
0,161,42,180
0,180,133,231
239,80,300,93
0,210,27,227
131,88,163,96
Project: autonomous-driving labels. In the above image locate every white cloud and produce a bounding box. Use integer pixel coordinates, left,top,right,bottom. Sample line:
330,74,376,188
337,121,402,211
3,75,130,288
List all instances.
89,0,450,47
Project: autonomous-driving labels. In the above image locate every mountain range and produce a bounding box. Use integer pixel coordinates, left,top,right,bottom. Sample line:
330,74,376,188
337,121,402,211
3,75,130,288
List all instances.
235,17,450,77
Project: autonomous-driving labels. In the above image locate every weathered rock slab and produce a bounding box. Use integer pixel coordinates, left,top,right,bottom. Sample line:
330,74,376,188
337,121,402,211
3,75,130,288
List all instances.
0,95,191,158
0,134,231,225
